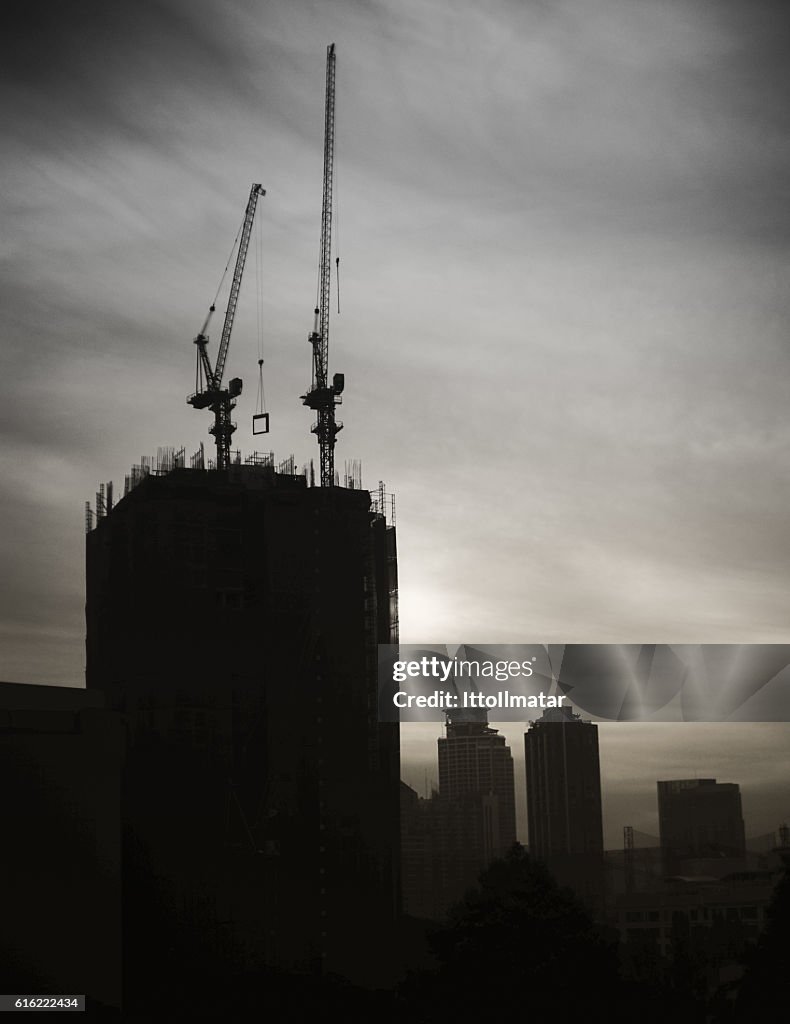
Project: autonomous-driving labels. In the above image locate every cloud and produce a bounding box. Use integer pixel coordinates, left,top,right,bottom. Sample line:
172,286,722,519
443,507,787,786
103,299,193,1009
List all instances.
1,0,789,688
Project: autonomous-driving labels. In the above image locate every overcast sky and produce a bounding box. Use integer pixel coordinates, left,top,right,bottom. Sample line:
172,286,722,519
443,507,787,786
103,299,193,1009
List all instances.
2,1,789,834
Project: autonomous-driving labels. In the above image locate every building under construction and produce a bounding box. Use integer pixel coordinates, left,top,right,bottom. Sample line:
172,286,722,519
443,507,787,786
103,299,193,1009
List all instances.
86,454,399,990
83,43,402,998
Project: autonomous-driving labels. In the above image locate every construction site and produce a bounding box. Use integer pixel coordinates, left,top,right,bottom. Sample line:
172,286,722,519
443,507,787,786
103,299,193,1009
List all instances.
79,43,402,997
4,11,790,1017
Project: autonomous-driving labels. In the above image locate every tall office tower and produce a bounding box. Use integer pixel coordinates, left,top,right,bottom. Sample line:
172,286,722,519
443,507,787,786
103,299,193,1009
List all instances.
438,716,517,858
86,461,400,989
432,714,517,910
657,779,746,876
524,706,604,909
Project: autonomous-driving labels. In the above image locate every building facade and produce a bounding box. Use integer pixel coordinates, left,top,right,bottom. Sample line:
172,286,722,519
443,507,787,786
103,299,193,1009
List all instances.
438,717,517,863
615,870,780,993
86,462,400,989
401,716,517,919
657,778,746,876
524,705,604,908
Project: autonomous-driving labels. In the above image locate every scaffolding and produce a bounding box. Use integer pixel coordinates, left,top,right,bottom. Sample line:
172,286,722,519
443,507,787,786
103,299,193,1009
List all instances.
343,459,363,490
86,445,306,531
370,479,396,527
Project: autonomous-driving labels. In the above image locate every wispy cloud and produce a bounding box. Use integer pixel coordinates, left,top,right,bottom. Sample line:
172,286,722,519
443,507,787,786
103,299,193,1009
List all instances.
2,0,789,687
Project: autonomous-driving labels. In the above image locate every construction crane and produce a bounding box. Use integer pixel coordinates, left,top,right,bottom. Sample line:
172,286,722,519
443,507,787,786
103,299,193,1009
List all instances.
301,43,344,488
188,183,265,470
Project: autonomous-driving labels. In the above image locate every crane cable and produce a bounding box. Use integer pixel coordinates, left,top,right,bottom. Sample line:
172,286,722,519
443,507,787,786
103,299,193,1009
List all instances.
195,211,246,395
255,208,267,418
211,213,245,323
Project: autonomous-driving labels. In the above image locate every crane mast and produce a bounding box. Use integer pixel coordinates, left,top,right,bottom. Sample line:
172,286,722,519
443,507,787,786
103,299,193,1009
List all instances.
189,183,265,470
302,43,344,487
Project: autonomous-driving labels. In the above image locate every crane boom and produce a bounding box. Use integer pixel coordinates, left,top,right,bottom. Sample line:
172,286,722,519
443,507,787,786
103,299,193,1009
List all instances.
214,184,264,388
301,43,344,487
188,183,265,470
316,45,335,389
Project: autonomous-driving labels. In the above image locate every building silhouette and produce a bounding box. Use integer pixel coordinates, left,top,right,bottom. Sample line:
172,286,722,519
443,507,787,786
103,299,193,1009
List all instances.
400,782,443,919
615,873,777,967
438,716,517,861
85,459,400,992
524,705,604,908
0,682,121,1010
657,778,746,876
401,714,517,919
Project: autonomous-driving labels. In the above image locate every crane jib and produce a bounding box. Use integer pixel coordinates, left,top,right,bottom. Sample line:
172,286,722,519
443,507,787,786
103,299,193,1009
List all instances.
188,183,266,470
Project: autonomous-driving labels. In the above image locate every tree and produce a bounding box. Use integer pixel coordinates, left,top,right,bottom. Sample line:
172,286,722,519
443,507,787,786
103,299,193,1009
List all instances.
728,855,790,1019
402,844,633,1020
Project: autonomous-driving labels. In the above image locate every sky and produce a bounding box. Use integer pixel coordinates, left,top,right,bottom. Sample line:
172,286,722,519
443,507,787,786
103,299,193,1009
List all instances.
2,1,789,836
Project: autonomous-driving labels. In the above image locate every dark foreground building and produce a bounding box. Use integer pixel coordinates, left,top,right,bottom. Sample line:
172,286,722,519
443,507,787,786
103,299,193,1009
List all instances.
86,461,400,993
524,705,604,909
0,682,121,1010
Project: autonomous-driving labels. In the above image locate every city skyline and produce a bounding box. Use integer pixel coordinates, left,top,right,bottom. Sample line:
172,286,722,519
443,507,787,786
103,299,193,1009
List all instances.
402,719,790,849
2,3,789,873
2,6,790,1009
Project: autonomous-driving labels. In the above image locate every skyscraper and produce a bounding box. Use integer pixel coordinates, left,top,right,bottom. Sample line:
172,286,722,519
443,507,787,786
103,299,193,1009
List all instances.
438,716,517,863
86,459,400,988
524,705,604,909
400,714,517,918
657,778,746,876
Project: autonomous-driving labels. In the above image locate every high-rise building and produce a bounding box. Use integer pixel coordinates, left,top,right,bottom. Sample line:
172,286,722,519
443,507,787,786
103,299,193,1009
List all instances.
400,715,517,919
438,716,517,862
657,779,746,876
524,705,604,909
85,460,400,988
